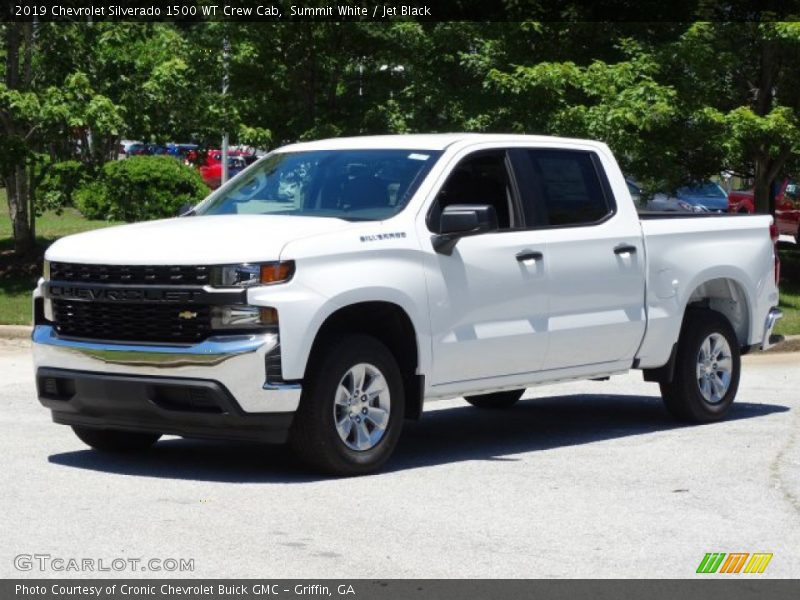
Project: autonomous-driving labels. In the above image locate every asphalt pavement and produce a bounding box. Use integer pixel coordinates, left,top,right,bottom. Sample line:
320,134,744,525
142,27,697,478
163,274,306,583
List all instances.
1,338,798,578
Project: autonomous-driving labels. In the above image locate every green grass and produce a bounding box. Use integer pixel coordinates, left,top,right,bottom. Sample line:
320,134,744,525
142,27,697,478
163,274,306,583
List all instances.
0,187,120,324
0,186,799,335
775,243,800,337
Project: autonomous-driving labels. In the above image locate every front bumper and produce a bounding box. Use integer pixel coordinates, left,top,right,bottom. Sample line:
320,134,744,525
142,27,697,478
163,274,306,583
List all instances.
32,325,301,413
37,367,293,444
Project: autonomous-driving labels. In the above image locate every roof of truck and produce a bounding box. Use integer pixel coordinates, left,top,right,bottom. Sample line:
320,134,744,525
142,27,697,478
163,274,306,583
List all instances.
277,133,606,152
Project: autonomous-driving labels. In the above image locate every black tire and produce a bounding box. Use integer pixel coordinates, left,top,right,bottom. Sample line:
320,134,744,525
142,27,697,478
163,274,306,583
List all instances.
465,389,525,409
290,335,405,476
72,426,160,453
659,308,741,423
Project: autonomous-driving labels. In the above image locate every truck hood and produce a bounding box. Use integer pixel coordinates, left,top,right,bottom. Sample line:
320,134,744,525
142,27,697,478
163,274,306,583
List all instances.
45,215,357,265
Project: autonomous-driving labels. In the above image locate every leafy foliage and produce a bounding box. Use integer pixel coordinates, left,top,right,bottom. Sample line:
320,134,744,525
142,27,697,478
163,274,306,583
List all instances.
5,20,800,253
37,160,90,215
74,156,208,222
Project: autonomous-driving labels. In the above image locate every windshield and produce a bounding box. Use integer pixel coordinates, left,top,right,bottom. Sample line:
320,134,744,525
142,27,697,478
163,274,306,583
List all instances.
195,149,441,221
677,182,726,198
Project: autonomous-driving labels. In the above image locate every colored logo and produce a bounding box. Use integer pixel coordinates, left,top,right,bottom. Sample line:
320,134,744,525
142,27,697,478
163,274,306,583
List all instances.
177,311,198,320
696,552,773,574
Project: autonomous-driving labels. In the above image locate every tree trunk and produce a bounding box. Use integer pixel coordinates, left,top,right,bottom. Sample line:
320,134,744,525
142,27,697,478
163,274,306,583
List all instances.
753,144,792,214
751,37,779,215
28,163,36,243
6,166,33,255
753,158,771,214
3,22,37,255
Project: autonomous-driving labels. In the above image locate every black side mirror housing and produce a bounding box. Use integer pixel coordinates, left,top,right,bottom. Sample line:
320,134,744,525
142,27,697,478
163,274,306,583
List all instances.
432,204,498,255
177,203,195,217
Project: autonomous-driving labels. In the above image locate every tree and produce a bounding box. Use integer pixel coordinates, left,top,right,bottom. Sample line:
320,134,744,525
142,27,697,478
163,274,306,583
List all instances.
672,22,800,212
483,22,800,212
1,22,124,254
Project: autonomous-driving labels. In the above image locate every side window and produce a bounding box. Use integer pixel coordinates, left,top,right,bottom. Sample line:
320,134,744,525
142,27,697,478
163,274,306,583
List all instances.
428,151,517,233
520,149,613,227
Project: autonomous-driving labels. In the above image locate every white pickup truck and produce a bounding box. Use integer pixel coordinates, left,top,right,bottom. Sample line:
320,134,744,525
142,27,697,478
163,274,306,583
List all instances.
32,134,782,475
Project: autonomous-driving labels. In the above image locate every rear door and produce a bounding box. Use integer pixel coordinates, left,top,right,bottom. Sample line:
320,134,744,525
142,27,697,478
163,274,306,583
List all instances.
512,148,646,371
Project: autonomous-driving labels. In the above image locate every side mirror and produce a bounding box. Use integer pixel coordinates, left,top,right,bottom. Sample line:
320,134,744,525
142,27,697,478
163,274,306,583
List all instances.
177,203,195,217
432,204,498,255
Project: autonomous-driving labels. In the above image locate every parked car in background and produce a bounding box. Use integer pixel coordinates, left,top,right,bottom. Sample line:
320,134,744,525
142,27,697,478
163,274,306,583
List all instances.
728,178,800,242
125,142,148,157
119,140,142,158
198,150,248,189
728,188,755,214
145,143,169,155
166,143,199,160
647,181,728,213
625,178,642,208
777,179,800,241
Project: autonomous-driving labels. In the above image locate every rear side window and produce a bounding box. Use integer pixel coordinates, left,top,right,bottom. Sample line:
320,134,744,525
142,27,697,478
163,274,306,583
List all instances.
520,149,613,227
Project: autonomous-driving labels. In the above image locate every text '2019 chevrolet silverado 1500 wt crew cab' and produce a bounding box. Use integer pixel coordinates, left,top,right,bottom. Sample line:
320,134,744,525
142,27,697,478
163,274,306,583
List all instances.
32,134,782,475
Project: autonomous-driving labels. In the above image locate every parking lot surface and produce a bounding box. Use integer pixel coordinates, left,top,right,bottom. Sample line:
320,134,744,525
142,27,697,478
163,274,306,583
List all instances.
1,339,798,578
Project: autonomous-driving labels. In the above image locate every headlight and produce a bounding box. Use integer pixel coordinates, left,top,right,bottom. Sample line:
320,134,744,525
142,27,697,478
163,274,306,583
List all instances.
43,259,51,280
209,261,294,287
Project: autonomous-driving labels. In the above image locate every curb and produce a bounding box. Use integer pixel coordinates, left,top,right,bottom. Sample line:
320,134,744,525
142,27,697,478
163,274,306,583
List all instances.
0,325,32,340
760,334,800,354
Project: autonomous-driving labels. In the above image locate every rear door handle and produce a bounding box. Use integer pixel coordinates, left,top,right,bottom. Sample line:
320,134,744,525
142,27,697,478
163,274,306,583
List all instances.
516,250,543,262
614,244,637,255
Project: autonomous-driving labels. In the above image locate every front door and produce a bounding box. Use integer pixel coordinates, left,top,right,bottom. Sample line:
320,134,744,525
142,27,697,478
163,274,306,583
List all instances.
422,150,550,385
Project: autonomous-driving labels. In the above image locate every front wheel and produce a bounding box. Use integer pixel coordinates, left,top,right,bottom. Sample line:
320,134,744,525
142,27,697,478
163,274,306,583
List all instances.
659,309,741,423
290,335,405,476
72,426,161,453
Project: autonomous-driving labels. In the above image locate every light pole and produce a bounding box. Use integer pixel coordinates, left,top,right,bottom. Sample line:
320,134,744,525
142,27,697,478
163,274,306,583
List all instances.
221,37,230,185
379,64,405,99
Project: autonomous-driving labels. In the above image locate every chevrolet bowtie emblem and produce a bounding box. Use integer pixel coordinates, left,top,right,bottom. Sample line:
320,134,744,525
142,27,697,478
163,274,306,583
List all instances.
178,310,198,320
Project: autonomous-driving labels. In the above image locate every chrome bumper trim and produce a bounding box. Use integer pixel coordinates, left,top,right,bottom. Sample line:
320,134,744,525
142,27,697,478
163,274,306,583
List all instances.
32,325,301,413
761,308,783,351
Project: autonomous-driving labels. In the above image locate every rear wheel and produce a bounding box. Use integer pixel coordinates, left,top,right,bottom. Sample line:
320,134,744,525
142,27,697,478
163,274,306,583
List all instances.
290,335,405,476
659,309,740,423
72,426,161,453
465,389,525,409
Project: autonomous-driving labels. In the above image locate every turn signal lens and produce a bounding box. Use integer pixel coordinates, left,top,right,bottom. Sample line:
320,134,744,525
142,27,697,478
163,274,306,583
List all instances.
259,307,279,326
210,305,278,330
260,261,294,285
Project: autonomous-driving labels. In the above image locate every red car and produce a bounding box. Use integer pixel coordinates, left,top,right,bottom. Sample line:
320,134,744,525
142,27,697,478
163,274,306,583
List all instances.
197,150,252,189
728,178,800,241
727,188,755,214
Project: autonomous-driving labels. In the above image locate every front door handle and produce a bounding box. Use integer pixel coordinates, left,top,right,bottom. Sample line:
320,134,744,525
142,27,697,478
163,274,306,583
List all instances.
614,244,637,255
516,250,543,262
